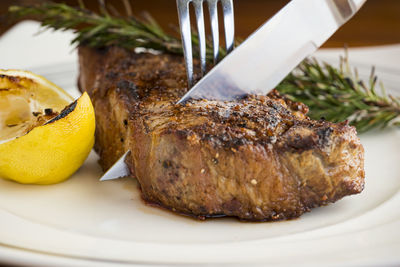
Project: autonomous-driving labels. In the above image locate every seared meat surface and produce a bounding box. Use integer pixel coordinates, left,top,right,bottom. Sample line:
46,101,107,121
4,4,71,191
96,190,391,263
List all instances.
78,46,365,221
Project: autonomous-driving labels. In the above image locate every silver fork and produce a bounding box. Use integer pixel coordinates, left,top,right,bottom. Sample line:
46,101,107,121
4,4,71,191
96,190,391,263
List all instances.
176,0,235,88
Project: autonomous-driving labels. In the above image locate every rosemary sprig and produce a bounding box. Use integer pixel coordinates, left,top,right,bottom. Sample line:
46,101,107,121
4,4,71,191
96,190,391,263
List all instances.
276,56,400,133
7,2,400,133
8,2,182,54
7,2,225,61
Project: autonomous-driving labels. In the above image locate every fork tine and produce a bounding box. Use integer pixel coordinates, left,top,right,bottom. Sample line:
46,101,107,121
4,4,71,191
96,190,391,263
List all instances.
207,0,219,64
193,0,207,76
221,0,234,53
176,0,194,87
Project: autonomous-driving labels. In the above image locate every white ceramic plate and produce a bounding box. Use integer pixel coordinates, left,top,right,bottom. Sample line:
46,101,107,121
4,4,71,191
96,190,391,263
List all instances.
0,59,399,267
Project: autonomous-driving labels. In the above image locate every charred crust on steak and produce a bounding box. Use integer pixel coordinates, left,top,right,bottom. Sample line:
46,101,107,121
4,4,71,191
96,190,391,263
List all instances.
78,46,365,221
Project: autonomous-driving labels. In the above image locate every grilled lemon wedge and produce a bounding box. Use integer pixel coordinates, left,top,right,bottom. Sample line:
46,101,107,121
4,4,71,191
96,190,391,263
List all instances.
0,70,95,184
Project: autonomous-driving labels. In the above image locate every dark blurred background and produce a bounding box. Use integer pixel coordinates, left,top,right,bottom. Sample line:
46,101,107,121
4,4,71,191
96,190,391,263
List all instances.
0,0,400,47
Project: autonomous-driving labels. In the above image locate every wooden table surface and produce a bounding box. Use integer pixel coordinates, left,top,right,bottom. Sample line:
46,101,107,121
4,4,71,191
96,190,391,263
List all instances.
0,0,399,266
0,0,400,48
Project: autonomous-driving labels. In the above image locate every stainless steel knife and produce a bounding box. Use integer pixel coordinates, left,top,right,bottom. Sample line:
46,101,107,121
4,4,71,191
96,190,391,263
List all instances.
100,0,366,181
99,151,130,181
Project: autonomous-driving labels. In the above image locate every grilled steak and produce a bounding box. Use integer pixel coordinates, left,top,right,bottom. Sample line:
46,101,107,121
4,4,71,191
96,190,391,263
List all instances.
78,46,365,221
